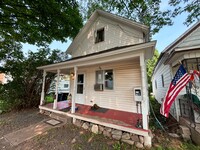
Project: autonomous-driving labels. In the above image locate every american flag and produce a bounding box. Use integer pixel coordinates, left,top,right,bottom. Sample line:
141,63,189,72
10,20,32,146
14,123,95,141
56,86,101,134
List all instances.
160,65,191,117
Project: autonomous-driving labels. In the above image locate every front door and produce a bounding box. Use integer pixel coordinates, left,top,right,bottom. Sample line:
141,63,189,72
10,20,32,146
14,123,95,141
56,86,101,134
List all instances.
76,73,85,104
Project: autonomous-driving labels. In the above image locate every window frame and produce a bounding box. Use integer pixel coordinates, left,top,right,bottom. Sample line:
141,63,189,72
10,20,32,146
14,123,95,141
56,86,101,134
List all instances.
95,69,114,90
95,28,105,43
64,84,69,88
161,74,164,87
155,80,157,89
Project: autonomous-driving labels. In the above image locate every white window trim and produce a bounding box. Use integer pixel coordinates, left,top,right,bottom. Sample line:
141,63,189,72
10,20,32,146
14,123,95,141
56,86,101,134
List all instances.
94,27,105,44
95,69,114,90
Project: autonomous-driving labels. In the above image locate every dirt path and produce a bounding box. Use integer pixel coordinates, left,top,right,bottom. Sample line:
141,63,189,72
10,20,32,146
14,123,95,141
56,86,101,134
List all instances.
1,108,200,150
0,109,132,150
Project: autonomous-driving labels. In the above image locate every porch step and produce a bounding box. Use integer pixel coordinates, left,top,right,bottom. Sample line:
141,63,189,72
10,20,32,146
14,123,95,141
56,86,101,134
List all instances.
41,108,72,123
49,112,72,123
179,125,191,141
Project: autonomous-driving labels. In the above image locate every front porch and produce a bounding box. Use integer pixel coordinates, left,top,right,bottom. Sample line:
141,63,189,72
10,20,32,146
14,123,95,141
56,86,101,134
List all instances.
39,101,149,136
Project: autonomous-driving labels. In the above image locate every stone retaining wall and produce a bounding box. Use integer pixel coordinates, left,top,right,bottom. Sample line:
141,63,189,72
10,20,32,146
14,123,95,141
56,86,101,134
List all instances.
74,119,145,149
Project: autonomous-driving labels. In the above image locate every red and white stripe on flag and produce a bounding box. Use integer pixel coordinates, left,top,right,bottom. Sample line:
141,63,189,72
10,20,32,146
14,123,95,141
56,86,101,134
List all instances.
160,65,191,117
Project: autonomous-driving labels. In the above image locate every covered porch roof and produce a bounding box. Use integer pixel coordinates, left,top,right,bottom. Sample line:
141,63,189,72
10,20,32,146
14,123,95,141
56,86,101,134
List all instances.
164,47,200,66
37,41,156,73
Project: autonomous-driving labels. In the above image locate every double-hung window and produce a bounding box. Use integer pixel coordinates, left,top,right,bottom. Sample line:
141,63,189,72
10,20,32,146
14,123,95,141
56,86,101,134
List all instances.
95,69,113,90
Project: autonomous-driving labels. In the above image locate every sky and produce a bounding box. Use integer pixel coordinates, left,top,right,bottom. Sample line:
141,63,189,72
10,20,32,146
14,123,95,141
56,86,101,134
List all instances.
22,1,194,54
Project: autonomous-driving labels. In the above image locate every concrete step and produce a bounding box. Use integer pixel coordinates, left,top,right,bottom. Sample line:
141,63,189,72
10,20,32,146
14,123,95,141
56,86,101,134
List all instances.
179,125,191,141
179,125,191,135
49,112,72,123
41,109,72,123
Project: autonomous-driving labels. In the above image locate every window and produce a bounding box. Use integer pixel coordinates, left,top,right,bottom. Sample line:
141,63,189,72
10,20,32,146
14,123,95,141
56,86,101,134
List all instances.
95,69,113,90
95,28,104,43
104,70,113,90
64,84,68,88
96,70,103,84
155,80,157,89
161,74,164,87
77,74,84,94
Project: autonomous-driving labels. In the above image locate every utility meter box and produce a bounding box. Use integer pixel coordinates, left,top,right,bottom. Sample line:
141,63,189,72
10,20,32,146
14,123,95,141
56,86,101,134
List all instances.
134,87,142,102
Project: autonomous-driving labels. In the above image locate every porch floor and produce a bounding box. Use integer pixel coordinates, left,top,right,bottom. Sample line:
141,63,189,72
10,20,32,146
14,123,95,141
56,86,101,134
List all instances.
43,101,145,131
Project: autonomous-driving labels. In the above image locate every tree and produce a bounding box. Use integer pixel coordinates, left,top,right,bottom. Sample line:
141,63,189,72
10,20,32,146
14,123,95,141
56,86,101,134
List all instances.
169,0,200,26
146,49,159,94
79,0,172,35
0,48,62,110
0,0,83,46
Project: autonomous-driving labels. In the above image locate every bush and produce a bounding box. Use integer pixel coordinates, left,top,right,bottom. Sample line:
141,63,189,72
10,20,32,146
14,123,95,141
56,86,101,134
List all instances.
149,96,166,130
45,94,54,103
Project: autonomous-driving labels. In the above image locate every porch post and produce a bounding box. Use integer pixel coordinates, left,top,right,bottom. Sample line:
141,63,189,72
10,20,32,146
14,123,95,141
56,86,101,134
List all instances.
53,69,60,109
140,53,152,147
71,66,77,114
140,53,149,130
40,70,46,106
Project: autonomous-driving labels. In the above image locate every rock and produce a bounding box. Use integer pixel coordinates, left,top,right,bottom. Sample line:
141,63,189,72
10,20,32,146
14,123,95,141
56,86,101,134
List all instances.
44,111,51,116
71,138,76,144
112,134,121,140
122,133,130,140
144,136,152,148
179,125,191,135
99,126,104,132
91,125,98,134
182,134,191,141
121,139,134,145
111,130,122,136
103,130,111,138
82,122,89,130
105,127,112,132
139,136,144,144
0,110,3,114
168,133,180,138
131,134,139,142
75,120,82,127
135,142,144,149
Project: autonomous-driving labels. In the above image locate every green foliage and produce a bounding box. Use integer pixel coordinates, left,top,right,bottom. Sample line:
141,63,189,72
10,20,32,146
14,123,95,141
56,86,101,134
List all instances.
0,48,62,111
0,0,83,46
79,0,172,35
181,141,200,150
147,49,160,94
149,96,166,130
45,94,54,103
169,0,200,26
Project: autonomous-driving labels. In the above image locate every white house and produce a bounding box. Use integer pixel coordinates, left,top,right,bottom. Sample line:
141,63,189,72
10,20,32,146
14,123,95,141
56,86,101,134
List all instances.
152,21,200,144
38,10,156,147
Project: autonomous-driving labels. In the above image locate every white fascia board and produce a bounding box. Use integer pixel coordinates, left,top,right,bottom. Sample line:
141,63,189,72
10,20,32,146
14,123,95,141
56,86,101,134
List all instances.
175,45,200,52
37,41,156,71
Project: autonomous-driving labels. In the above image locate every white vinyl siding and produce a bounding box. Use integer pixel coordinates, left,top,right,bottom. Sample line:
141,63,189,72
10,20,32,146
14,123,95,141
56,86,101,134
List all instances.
71,17,144,57
177,26,200,48
70,58,142,113
152,63,187,120
152,64,172,103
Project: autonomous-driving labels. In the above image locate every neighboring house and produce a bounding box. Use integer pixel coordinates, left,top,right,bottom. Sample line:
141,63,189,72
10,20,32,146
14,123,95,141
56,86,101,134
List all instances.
38,10,156,146
48,75,70,101
152,21,200,144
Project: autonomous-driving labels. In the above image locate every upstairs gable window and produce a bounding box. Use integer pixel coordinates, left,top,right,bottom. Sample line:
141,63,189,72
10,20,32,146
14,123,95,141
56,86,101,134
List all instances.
95,28,104,43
